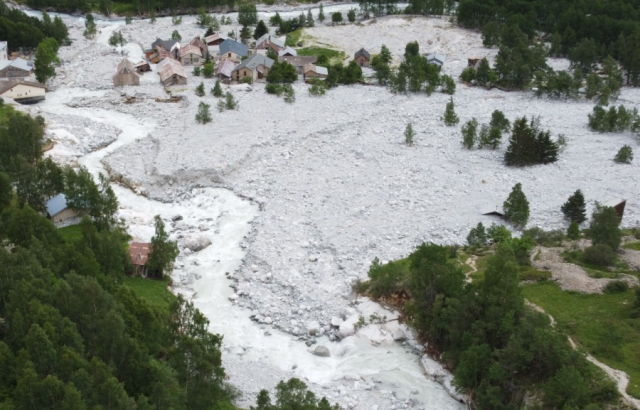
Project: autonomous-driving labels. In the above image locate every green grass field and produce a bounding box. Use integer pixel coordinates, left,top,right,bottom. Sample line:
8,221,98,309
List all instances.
624,241,640,251
123,276,176,312
523,281,640,398
285,28,303,47
58,224,84,243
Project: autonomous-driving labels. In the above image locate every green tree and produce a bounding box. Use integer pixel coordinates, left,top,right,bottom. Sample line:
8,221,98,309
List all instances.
443,98,459,126
461,118,478,149
172,12,182,25
331,12,343,25
467,222,488,246
306,10,314,27
405,41,419,58
543,367,590,409
318,4,325,22
614,145,633,163
203,62,215,78
569,38,599,74
503,182,530,229
405,123,415,146
490,109,510,132
347,8,356,23
482,21,501,47
0,172,11,212
84,13,96,39
475,58,495,86
567,221,581,240
240,25,252,43
171,30,181,41
149,9,156,23
561,190,586,224
211,80,223,97
440,75,456,94
147,215,179,278
108,30,126,47
460,67,476,83
283,84,295,104
495,24,547,89
267,61,298,83
195,82,205,97
34,38,59,85
590,204,621,250
254,20,268,40
504,117,559,166
478,126,502,149
196,7,212,26
238,2,258,26
193,65,201,76
225,92,238,110
195,102,211,123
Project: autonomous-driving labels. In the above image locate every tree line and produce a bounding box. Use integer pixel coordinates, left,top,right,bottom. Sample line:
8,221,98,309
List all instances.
0,2,67,51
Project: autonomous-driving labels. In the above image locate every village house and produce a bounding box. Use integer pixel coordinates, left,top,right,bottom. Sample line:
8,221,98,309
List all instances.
205,32,227,46
354,48,370,67
232,54,274,82
134,60,151,73
216,58,236,83
189,37,209,59
427,53,446,67
45,194,78,224
145,38,180,63
0,58,32,78
157,58,187,86
0,79,45,103
219,39,248,63
129,242,152,276
179,44,203,66
112,58,140,87
0,42,7,61
256,34,285,53
303,63,328,81
279,55,317,75
278,46,297,57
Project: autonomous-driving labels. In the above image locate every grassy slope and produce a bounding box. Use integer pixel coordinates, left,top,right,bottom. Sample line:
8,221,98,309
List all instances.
123,276,176,312
523,281,640,398
58,224,84,243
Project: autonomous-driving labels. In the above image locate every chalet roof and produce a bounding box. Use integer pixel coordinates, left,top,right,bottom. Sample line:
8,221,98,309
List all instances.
134,60,150,68
180,44,202,58
303,63,328,75
113,58,140,78
157,58,186,82
216,58,236,77
151,38,179,52
481,205,503,217
278,46,297,57
0,78,46,94
355,48,370,60
279,55,316,67
233,54,274,72
204,33,227,44
189,37,207,51
427,53,446,66
129,242,151,266
256,34,286,49
45,193,69,217
219,39,248,57
0,57,32,72
604,199,626,207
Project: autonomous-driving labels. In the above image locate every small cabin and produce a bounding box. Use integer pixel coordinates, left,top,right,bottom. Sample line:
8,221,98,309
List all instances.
113,58,140,86
354,48,370,67
129,242,151,276
46,194,78,224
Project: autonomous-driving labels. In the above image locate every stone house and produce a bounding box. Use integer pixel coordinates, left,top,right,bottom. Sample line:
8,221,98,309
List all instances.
279,55,317,75
179,44,203,66
158,58,187,86
145,39,180,63
0,58,32,78
219,39,248,64
45,194,78,224
354,48,370,67
232,54,274,82
256,34,285,53
303,64,328,81
113,58,140,86
278,46,297,57
0,79,46,103
189,37,209,59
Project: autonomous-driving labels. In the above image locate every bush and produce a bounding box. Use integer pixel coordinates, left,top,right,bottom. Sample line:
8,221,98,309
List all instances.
567,221,581,240
523,227,565,247
519,268,552,282
614,145,633,164
461,118,478,149
195,102,211,124
460,67,476,83
488,224,512,243
367,258,405,298
582,244,615,266
603,280,629,293
467,222,488,246
308,79,327,96
443,98,459,126
590,205,621,250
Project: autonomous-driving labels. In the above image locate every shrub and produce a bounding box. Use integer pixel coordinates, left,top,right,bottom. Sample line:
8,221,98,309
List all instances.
523,227,565,247
460,67,476,83
202,62,214,78
405,123,415,146
567,221,581,240
478,125,502,149
308,79,327,96
211,80,223,97
192,66,201,76
224,92,237,110
488,224,512,243
519,268,551,282
461,118,478,149
603,280,629,293
490,110,510,133
443,98,459,126
582,244,615,266
614,145,633,164
440,75,456,94
195,102,211,124
367,258,404,298
467,222,488,247
195,82,205,97
590,204,621,250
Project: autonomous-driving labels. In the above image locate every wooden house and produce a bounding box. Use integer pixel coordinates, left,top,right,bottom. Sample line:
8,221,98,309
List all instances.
219,39,248,63
129,242,151,276
179,44,203,66
45,194,78,224
189,37,209,58
354,48,370,67
216,58,236,83
157,58,187,86
113,58,140,86
303,63,328,81
232,54,274,82
0,79,46,104
279,55,317,75
145,39,180,63
134,60,151,73
205,33,226,46
0,58,32,78
278,46,297,57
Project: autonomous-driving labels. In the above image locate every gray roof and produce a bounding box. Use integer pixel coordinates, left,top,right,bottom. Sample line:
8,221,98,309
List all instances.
427,53,446,66
278,46,297,57
151,38,179,51
233,54,274,72
46,193,69,216
257,34,285,49
219,39,248,57
355,48,370,60
0,58,32,73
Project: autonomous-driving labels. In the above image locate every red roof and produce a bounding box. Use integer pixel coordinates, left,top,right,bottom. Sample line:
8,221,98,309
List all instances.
129,242,151,266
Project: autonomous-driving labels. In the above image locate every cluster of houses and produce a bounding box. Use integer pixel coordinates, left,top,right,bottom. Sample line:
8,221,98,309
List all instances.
0,41,46,104
113,33,335,87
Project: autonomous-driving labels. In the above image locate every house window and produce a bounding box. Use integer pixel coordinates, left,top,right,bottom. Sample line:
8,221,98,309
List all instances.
194,58,199,62
228,53,231,57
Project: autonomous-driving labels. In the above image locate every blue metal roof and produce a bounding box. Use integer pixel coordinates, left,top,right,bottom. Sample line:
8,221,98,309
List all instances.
46,193,68,216
219,39,248,57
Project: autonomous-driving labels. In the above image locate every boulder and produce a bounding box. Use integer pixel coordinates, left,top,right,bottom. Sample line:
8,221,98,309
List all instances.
307,320,321,336
330,316,344,327
313,345,330,357
182,235,212,252
171,214,183,221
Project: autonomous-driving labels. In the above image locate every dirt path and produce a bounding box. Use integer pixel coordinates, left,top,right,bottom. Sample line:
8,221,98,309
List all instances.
531,246,639,293
526,300,640,409
464,255,478,283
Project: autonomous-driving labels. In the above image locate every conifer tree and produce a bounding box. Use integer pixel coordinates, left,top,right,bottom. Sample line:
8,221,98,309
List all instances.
211,80,223,97
318,4,325,22
125,13,132,24
405,123,415,146
467,222,488,246
195,82,205,97
171,30,181,40
490,110,510,133
83,13,97,39
561,190,586,224
147,215,179,278
505,117,558,166
254,20,268,39
590,204,621,250
443,98,459,126
195,102,212,123
461,118,478,149
503,183,530,229
614,145,633,164
225,92,238,110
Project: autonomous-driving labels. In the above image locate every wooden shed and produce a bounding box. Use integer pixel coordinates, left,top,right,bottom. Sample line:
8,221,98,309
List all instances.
134,60,151,73
354,48,370,67
129,242,151,276
113,58,140,87
158,58,187,86
46,194,78,224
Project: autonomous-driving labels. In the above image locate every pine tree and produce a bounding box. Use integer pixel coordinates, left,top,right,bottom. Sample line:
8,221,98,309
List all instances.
614,145,633,164
490,110,510,133
590,204,622,250
195,102,212,123
535,130,559,164
149,9,156,23
479,126,502,149
147,215,179,278
203,62,215,78
240,25,252,44
211,80,223,97
405,123,415,146
83,13,97,39
505,117,558,166
224,92,237,110
195,82,205,97
443,98,459,126
254,20,268,39
347,8,356,23
567,221,581,240
467,222,488,247
461,119,478,149
306,10,315,27
192,65,201,76
171,30,181,40
318,4,325,22
503,182,530,229
561,190,586,224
